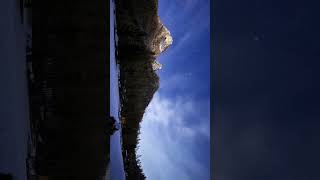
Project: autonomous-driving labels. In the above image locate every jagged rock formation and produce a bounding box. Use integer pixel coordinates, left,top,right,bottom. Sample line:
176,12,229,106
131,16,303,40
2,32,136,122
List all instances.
152,60,162,70
115,0,172,179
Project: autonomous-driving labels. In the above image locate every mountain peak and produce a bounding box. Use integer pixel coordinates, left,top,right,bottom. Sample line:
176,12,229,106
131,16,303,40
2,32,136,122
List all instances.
151,19,173,56
159,25,173,53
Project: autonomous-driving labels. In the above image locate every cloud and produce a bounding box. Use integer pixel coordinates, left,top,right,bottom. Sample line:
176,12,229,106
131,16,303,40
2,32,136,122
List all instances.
158,73,193,95
137,92,210,180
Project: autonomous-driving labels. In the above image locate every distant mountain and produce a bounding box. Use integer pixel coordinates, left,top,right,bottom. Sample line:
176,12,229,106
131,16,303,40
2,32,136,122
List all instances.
115,0,172,179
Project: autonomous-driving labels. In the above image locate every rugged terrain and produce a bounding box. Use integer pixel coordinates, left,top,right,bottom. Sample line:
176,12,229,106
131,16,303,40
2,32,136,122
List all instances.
28,1,109,179
115,0,172,179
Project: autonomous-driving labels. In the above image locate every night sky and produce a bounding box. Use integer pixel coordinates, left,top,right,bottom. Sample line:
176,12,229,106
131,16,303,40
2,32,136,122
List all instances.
213,0,320,179
137,0,210,179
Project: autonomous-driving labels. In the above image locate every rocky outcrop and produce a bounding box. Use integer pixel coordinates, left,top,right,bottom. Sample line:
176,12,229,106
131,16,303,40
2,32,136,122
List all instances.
115,0,172,179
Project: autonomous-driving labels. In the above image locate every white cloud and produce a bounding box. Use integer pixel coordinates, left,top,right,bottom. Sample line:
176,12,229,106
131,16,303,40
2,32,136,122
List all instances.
137,92,210,180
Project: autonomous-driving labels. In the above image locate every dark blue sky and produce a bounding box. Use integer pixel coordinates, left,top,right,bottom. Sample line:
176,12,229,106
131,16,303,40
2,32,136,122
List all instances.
138,0,210,179
213,0,320,180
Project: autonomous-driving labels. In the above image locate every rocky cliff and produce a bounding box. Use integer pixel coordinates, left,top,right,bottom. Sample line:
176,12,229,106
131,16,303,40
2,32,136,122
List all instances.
115,0,172,179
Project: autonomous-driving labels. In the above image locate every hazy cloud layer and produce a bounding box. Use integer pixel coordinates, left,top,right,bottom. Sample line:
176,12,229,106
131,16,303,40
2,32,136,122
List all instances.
137,92,210,180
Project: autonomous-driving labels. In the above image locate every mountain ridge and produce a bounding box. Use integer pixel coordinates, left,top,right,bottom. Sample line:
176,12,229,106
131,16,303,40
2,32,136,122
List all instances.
115,0,172,179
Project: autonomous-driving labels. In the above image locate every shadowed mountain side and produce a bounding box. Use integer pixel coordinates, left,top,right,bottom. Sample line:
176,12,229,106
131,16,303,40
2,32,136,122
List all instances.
29,1,109,179
115,0,172,179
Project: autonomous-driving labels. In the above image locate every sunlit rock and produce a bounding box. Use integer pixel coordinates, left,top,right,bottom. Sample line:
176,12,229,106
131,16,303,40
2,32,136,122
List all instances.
151,59,162,70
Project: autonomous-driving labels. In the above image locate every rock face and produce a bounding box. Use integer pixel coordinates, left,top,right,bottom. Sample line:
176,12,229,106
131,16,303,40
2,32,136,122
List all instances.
151,19,173,55
116,0,172,56
115,0,172,179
